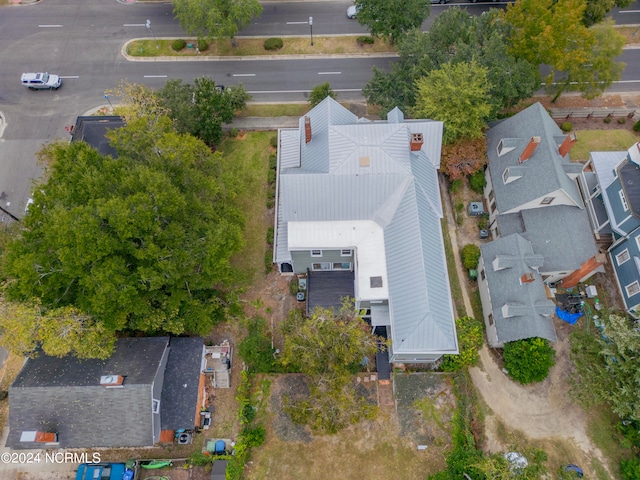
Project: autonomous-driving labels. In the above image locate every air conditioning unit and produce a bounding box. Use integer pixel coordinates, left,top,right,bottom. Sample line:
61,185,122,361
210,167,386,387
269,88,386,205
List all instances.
177,432,192,445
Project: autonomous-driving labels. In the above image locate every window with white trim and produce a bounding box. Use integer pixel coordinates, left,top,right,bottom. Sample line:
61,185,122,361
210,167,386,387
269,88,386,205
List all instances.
541,197,555,205
502,168,510,184
616,249,631,265
620,190,629,212
635,235,640,251
625,281,640,297
310,250,322,257
340,249,352,257
152,399,160,414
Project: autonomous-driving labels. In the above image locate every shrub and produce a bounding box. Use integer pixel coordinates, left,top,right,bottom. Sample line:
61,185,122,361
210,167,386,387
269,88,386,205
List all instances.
440,316,484,372
478,216,488,230
356,35,375,45
634,120,640,132
469,170,486,194
449,178,463,193
197,38,208,52
618,117,627,125
267,168,276,185
171,39,186,51
604,117,612,124
270,135,278,149
560,122,573,132
266,226,274,245
621,457,640,480
268,153,277,170
238,317,280,373
309,82,337,107
264,37,283,51
241,425,266,448
455,202,464,213
228,127,239,138
264,249,273,274
503,337,556,384
461,244,481,269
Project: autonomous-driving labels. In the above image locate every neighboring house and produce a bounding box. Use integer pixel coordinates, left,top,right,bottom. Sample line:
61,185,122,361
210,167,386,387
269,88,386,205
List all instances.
478,233,557,348
70,116,125,157
579,141,640,317
273,97,458,364
483,102,602,287
7,337,205,449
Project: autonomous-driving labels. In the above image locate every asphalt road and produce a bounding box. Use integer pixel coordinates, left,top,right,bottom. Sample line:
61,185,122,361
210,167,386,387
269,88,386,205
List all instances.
0,0,639,222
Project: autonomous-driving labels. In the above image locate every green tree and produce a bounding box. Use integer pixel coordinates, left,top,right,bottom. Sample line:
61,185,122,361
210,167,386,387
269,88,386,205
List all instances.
503,0,625,102
308,82,336,108
583,0,633,27
503,337,556,384
440,316,484,372
363,9,538,117
173,0,263,44
280,303,381,433
354,0,430,43
570,314,640,423
461,244,481,270
412,61,492,143
2,117,244,356
159,78,250,148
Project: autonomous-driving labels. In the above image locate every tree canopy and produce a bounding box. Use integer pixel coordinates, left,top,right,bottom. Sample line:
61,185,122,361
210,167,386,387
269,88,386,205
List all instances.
503,337,556,384
583,0,633,27
354,0,430,43
308,82,336,108
173,0,263,43
280,303,382,433
363,9,538,117
570,313,640,423
1,116,244,358
412,61,492,144
502,0,625,102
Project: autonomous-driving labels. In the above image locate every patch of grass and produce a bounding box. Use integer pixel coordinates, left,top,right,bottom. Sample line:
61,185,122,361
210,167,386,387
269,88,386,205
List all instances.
470,287,484,325
571,129,639,161
239,103,310,118
442,217,466,318
218,132,272,284
127,36,395,58
586,406,630,479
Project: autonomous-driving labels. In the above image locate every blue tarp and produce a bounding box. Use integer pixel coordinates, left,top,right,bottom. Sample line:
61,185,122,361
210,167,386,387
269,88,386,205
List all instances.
556,307,583,325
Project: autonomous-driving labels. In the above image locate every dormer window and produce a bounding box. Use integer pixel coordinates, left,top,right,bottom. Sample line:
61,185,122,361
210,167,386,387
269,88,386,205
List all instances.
502,167,523,185
502,168,510,184
620,190,629,212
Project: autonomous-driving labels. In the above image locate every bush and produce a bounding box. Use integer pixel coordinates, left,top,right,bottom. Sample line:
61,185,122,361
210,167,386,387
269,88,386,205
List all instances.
503,337,556,384
469,170,485,194
266,226,274,245
455,202,464,213
449,178,463,193
309,82,337,107
477,215,488,230
264,37,283,51
241,425,266,448
621,457,640,480
604,117,612,124
267,168,276,185
228,127,239,138
197,38,208,52
440,316,484,372
560,122,573,132
264,249,273,274
171,39,186,51
270,135,278,149
356,35,375,45
268,153,277,170
634,120,640,132
238,317,280,373
461,244,481,270
618,117,627,125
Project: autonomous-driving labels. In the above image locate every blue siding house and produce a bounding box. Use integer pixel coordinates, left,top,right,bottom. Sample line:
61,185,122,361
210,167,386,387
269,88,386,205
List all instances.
579,142,640,316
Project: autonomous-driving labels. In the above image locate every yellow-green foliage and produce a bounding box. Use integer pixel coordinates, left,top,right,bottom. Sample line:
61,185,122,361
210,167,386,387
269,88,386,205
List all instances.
440,316,484,372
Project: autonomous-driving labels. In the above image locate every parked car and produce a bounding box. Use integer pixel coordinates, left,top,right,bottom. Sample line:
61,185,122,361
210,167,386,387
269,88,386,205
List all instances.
21,72,61,90
346,5,358,18
76,463,134,480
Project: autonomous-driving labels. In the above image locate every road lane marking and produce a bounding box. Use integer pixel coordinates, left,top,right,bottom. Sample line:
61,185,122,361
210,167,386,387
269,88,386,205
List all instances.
247,88,361,94
286,21,308,25
38,25,63,28
144,75,168,78
318,72,341,75
619,10,640,13
233,74,256,77
59,76,79,79
123,24,147,27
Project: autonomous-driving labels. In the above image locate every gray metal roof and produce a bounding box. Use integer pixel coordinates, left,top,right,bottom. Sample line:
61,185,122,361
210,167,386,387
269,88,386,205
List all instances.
274,97,456,357
8,337,170,449
480,234,557,345
487,103,583,212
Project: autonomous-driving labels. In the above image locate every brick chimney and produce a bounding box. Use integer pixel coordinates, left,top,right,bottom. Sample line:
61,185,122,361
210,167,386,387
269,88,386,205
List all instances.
304,116,312,144
518,136,541,164
520,272,535,284
558,132,577,157
410,132,424,152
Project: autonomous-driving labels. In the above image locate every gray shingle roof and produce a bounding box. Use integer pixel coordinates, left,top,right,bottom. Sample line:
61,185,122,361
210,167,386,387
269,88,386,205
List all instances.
71,116,125,158
487,103,583,212
161,337,204,431
274,97,456,357
480,234,557,345
7,337,202,449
